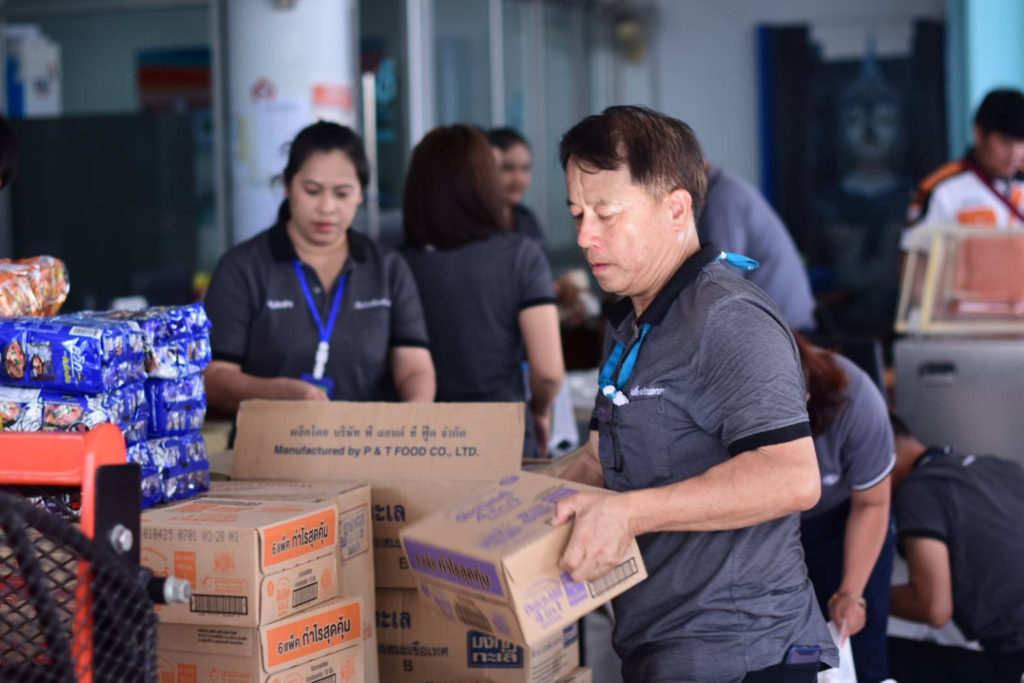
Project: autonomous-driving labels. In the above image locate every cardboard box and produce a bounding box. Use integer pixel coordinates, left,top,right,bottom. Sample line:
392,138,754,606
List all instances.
158,596,363,680
209,480,380,683
142,497,339,626
232,401,524,589
556,667,593,683
156,644,363,683
400,471,647,646
376,588,579,682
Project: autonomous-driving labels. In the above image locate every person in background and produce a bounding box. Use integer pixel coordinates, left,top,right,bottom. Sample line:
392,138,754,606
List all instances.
698,164,817,331
488,127,546,243
545,105,836,682
889,414,1024,683
204,121,435,417
902,88,1024,253
402,124,563,457
0,113,19,190
794,331,895,683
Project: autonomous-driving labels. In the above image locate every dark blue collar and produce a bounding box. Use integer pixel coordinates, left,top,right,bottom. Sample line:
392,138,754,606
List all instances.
913,445,954,470
607,242,721,330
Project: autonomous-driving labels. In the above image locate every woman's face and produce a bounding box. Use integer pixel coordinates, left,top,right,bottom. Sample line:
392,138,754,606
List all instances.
496,143,532,207
286,150,364,249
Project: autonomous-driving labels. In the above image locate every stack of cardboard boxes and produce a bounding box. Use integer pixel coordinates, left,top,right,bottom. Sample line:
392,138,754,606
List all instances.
142,497,364,682
230,401,591,682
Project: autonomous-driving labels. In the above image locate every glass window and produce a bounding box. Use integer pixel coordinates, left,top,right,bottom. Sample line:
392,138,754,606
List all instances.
2,4,215,310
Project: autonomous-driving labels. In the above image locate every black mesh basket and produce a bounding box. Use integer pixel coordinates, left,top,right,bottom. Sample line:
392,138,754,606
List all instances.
0,491,158,682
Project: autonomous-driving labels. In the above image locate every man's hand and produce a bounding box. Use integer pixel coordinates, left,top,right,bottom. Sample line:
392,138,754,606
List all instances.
553,490,635,582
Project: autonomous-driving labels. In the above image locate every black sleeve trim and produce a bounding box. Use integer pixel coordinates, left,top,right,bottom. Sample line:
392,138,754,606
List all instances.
212,351,246,365
727,421,812,457
519,296,557,311
898,529,948,544
390,337,430,349
588,417,598,431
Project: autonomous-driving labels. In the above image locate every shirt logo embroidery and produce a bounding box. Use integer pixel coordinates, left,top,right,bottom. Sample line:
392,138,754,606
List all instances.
354,298,392,310
266,299,295,310
822,473,840,486
629,386,664,397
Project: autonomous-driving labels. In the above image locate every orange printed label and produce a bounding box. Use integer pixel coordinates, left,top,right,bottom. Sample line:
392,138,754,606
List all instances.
264,601,361,669
175,663,198,683
957,207,999,225
173,551,197,586
262,510,336,568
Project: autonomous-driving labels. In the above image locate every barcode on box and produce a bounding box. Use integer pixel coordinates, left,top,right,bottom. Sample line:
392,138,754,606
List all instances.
292,582,319,608
311,675,336,683
454,598,490,632
588,558,639,598
190,593,248,615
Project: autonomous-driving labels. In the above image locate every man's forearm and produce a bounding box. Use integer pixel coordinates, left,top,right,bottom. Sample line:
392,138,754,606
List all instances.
624,437,820,535
890,584,937,625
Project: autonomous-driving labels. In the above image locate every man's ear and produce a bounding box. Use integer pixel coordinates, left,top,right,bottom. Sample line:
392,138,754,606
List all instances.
667,187,693,230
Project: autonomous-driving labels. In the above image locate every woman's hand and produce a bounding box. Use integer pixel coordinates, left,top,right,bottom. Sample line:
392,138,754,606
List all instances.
829,592,867,641
272,377,330,401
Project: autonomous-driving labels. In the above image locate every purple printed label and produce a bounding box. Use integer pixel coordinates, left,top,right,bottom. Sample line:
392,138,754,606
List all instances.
561,571,588,607
404,538,505,597
523,579,566,629
541,486,578,504
499,475,519,486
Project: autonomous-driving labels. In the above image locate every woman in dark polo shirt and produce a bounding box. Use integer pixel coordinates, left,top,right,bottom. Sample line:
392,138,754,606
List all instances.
402,125,563,457
795,332,896,683
203,122,435,415
487,127,545,243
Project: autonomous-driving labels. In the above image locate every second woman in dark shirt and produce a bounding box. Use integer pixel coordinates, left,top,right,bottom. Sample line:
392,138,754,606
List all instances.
403,125,564,457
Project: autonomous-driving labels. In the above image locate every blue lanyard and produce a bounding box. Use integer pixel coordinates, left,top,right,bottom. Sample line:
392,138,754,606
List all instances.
718,251,759,270
599,324,651,405
596,251,758,405
293,260,349,379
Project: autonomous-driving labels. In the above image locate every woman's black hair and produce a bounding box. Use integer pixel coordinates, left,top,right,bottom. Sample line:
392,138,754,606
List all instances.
403,124,508,249
487,127,530,152
275,121,370,225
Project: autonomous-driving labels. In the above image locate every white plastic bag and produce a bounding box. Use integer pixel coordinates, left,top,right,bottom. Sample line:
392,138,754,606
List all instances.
818,621,858,683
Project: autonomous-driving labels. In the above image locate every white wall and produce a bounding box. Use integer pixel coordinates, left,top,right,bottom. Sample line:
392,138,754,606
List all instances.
652,0,946,189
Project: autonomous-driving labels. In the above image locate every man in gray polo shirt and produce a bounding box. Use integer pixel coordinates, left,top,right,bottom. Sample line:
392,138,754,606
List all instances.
546,106,836,682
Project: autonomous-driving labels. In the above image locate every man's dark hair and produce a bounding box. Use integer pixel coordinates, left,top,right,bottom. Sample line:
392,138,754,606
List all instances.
488,127,530,152
889,412,913,439
558,105,707,220
276,121,370,225
403,124,507,250
0,114,19,189
974,88,1024,139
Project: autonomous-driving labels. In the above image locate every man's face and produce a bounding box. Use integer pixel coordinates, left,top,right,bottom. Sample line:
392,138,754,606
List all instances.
974,127,1024,180
566,161,686,304
496,143,532,206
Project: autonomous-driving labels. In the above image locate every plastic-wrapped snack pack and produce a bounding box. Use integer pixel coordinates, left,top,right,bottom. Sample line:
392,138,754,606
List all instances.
145,374,206,436
78,303,212,379
0,383,147,438
146,432,207,469
141,465,164,509
161,459,210,503
0,317,146,392
0,256,70,317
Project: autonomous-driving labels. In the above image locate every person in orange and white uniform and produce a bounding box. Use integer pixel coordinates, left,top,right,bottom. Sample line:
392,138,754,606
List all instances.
901,88,1024,253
